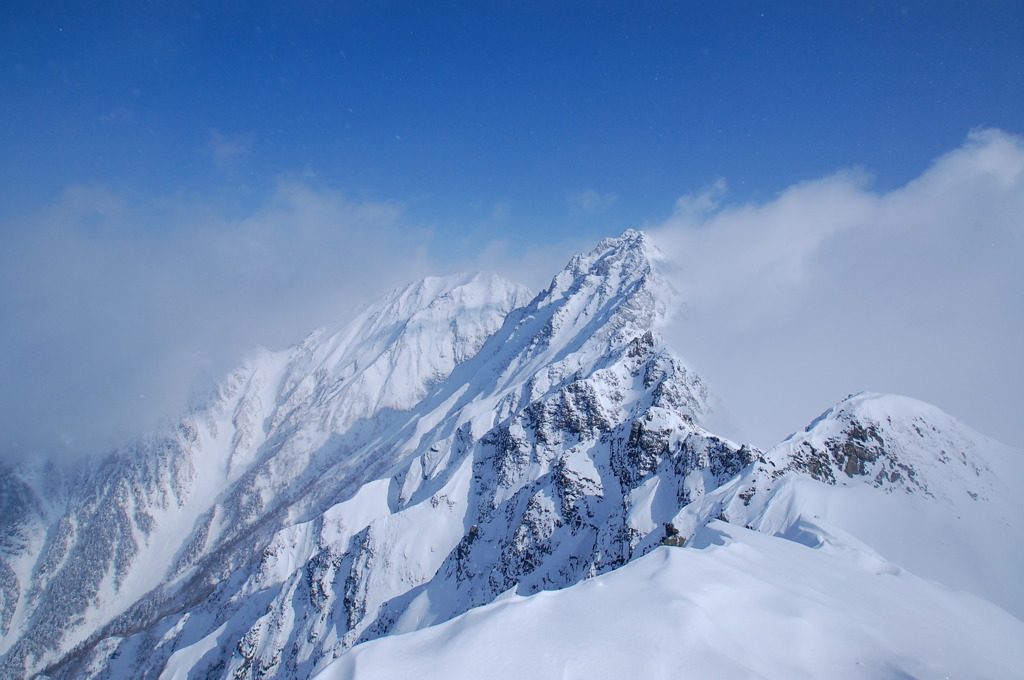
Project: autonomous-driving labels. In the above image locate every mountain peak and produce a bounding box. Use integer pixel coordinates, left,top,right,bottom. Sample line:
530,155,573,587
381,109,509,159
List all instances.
530,229,674,357
279,271,533,431
592,228,651,258
737,391,1014,500
550,229,660,291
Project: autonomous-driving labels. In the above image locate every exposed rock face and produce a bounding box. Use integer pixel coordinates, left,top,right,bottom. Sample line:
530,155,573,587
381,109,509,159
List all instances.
760,393,995,497
671,391,1024,620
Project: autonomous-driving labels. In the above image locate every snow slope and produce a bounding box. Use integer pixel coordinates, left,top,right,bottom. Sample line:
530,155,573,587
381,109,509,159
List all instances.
314,391,1024,680
316,522,1024,680
0,272,531,679
674,392,1024,619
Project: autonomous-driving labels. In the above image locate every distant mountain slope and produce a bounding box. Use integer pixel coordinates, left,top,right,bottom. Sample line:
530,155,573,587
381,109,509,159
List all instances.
1,271,531,679
674,391,1024,619
1,231,1020,680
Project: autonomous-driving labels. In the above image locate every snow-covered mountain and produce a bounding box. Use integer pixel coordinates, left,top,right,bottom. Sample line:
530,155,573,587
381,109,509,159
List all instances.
677,391,1024,620
315,391,1024,680
1,230,1020,679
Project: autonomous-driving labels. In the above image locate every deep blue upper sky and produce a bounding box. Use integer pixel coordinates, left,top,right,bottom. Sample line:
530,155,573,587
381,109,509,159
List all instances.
2,2,1024,456
4,1,1022,247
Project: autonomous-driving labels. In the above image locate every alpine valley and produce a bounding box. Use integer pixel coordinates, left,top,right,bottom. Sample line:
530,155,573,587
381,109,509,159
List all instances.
1,231,1021,679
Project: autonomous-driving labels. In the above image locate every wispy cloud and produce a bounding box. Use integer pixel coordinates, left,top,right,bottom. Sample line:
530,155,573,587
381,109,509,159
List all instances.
490,199,512,222
670,177,727,222
99,107,136,124
649,128,1024,449
0,180,431,459
4,130,1020,461
568,189,618,214
207,130,253,171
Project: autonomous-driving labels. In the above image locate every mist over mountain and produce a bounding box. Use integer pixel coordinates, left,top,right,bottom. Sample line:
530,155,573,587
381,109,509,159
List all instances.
2,130,1020,466
0,230,1020,680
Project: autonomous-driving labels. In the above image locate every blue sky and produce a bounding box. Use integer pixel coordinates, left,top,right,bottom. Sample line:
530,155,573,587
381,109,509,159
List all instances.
2,2,1022,456
4,2,1021,239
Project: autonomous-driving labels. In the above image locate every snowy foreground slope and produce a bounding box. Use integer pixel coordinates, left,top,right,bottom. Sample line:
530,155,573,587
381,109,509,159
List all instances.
318,393,1024,680
0,230,1021,679
317,524,1024,680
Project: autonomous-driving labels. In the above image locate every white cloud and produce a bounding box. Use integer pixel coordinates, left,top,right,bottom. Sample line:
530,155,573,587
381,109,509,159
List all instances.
649,128,1024,449
4,129,1021,462
471,235,592,294
491,199,512,222
208,130,253,170
568,189,618,214
670,177,727,222
0,180,431,459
